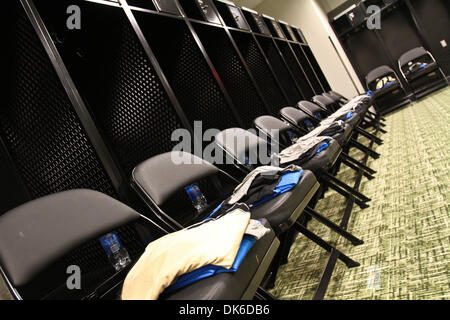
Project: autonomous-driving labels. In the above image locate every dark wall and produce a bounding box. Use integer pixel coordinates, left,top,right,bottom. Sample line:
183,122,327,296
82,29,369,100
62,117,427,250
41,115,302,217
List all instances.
409,0,450,75
341,28,392,86
377,4,423,62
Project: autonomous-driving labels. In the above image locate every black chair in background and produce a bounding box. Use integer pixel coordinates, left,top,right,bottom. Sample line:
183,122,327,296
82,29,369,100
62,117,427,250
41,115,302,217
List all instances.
398,47,449,99
365,65,410,115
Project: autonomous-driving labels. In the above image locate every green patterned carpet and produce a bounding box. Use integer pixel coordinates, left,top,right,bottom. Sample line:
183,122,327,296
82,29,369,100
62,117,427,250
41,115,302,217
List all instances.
270,87,450,300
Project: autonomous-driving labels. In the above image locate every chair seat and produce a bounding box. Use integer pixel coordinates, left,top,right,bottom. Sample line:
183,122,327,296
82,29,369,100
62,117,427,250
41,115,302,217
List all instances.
375,81,401,96
344,112,362,128
250,170,319,234
162,218,279,300
406,62,439,81
330,124,353,146
300,139,341,173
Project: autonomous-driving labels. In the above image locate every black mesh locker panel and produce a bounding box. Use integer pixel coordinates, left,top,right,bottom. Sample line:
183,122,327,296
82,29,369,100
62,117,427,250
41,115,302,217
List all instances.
302,45,331,92
0,1,116,202
256,35,302,105
292,44,325,94
0,143,30,214
133,11,240,131
231,30,289,115
192,23,267,128
2,1,151,300
275,40,314,99
178,0,204,21
34,0,185,176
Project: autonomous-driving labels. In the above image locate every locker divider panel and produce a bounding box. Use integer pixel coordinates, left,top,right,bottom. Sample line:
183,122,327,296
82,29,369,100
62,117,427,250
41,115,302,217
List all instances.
230,29,290,114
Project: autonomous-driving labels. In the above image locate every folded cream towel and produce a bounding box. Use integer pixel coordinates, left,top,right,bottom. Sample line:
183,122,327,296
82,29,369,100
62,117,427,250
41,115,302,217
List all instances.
121,208,250,300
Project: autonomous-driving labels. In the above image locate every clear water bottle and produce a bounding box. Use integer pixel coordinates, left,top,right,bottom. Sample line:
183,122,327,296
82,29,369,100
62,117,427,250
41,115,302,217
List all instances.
286,130,299,143
99,232,131,272
185,184,208,211
303,120,315,132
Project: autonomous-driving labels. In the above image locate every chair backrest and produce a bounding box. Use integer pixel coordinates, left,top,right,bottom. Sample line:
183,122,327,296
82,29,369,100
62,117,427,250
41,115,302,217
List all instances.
398,47,437,80
280,107,317,133
398,47,430,68
132,151,237,229
365,65,398,91
214,127,276,173
312,95,338,113
133,152,220,208
323,92,338,103
254,116,299,147
297,101,328,121
327,91,349,105
329,91,347,101
0,190,148,300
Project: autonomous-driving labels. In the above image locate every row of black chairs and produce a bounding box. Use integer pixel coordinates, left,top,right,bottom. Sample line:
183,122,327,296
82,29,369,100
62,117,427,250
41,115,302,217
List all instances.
0,0,386,300
0,91,385,300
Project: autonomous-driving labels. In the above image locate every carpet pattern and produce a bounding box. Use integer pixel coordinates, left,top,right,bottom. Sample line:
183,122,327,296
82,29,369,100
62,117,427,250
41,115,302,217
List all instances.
269,87,450,300
0,274,12,300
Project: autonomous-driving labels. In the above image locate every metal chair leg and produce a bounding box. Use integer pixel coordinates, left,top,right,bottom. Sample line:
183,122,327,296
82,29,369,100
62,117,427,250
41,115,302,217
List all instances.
260,233,289,290
255,287,277,300
378,127,388,134
321,172,372,203
304,207,364,246
355,127,383,145
349,139,380,159
340,152,377,175
294,222,360,268
340,158,375,181
320,179,370,210
366,110,386,122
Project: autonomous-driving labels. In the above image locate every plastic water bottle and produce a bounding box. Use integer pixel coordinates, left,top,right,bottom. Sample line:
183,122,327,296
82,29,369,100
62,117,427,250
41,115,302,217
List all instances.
303,120,315,132
99,232,131,272
185,184,208,211
286,130,299,143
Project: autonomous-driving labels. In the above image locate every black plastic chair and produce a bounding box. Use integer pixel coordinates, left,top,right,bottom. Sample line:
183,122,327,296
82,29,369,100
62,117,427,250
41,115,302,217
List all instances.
279,106,377,180
366,65,402,94
131,151,319,236
131,150,332,290
0,189,279,300
365,65,409,114
398,47,449,98
252,116,372,208
212,126,362,271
